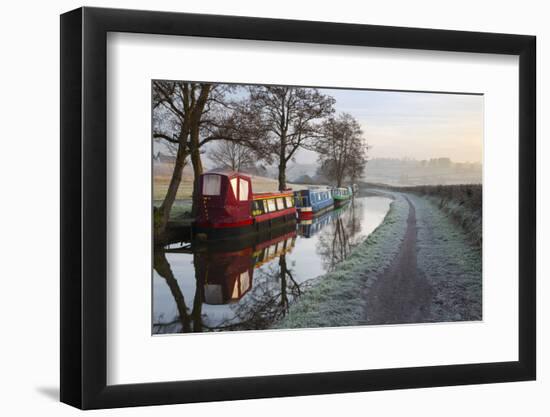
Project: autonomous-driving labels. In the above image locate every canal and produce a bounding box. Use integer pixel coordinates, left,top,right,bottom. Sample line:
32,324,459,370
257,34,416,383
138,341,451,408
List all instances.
153,194,392,334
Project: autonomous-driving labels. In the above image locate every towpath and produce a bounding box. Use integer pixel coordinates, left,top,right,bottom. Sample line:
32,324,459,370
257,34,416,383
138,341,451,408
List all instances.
364,196,434,324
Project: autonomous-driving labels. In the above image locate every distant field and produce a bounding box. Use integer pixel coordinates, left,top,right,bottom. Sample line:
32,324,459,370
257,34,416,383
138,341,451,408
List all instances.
153,173,195,201
365,173,482,187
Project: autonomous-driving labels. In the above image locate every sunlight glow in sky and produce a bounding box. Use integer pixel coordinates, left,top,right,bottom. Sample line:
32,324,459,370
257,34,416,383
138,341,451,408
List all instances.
315,88,484,164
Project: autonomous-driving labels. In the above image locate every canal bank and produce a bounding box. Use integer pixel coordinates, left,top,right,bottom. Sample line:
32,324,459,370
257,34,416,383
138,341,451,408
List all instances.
274,190,482,329
273,192,409,329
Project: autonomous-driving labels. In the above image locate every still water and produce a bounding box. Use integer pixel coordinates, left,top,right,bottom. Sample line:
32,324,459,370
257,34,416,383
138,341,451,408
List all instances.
153,195,392,334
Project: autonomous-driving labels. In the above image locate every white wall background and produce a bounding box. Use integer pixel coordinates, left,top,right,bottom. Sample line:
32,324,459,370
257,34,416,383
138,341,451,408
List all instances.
0,0,545,415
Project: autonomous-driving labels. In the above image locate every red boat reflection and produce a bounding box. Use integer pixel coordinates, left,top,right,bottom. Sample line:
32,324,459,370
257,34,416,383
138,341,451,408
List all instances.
176,224,297,305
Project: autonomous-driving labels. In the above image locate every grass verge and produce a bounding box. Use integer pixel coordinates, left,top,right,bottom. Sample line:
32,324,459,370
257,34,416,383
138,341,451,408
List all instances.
408,194,482,321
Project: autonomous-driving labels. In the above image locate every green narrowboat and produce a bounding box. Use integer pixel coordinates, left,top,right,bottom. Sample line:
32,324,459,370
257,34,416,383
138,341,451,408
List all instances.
332,186,353,206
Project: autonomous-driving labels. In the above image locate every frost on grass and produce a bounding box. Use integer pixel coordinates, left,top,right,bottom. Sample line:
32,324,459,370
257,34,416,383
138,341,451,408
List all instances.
408,194,482,321
273,193,409,329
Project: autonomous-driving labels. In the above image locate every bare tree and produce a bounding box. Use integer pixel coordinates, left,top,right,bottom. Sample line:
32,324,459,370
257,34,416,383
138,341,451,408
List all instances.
315,113,369,187
152,81,212,237
208,140,256,172
152,82,251,239
245,86,335,191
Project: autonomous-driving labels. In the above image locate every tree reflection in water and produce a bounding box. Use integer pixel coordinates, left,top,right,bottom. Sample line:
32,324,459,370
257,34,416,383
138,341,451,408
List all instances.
153,225,304,333
315,199,363,272
153,249,204,333
216,253,304,331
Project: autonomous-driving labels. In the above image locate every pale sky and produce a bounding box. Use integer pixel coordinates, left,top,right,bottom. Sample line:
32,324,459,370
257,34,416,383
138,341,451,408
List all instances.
311,88,484,164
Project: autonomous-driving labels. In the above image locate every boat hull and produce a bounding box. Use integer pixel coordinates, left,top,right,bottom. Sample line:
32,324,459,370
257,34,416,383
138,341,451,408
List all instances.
193,210,296,242
297,203,334,220
334,196,351,207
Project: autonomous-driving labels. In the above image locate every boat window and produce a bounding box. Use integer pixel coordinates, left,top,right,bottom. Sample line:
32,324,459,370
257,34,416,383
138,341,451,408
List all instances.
202,174,221,196
285,196,293,207
276,198,285,210
239,178,249,201
263,200,269,212
267,199,276,212
229,178,238,198
252,200,263,216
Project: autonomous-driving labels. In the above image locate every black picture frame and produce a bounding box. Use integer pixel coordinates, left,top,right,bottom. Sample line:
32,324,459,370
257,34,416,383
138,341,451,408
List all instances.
60,6,536,410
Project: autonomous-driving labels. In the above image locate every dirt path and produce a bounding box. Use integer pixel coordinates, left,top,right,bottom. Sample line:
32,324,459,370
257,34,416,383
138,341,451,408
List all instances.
364,196,434,325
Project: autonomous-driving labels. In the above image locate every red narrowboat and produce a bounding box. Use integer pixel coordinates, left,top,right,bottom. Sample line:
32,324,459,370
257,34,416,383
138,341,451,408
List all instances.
194,171,297,240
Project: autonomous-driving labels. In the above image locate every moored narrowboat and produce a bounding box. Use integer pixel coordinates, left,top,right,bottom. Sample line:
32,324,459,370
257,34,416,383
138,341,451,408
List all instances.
193,171,296,241
293,188,334,220
332,186,353,206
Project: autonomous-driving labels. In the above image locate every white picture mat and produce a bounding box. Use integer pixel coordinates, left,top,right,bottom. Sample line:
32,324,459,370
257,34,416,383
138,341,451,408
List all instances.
106,32,519,385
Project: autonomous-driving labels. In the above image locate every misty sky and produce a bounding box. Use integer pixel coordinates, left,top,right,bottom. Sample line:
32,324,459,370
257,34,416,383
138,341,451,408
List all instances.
298,88,483,164
155,85,484,166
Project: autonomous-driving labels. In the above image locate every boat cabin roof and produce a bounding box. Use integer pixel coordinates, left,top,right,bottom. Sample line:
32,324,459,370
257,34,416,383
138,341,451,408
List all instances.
253,190,294,199
202,170,252,181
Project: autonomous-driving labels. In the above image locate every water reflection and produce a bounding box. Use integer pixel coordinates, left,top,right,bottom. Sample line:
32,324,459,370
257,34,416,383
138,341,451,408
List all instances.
197,227,297,306
315,200,365,272
218,253,305,330
153,196,391,334
153,249,204,333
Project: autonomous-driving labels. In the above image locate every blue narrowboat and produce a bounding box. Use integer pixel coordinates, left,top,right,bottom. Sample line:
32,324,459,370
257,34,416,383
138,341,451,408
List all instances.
293,188,334,220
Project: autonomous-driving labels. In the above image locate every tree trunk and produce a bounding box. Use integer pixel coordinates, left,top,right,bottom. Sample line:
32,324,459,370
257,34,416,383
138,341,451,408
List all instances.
278,135,287,191
278,161,286,191
190,124,204,217
155,144,188,240
188,84,212,217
